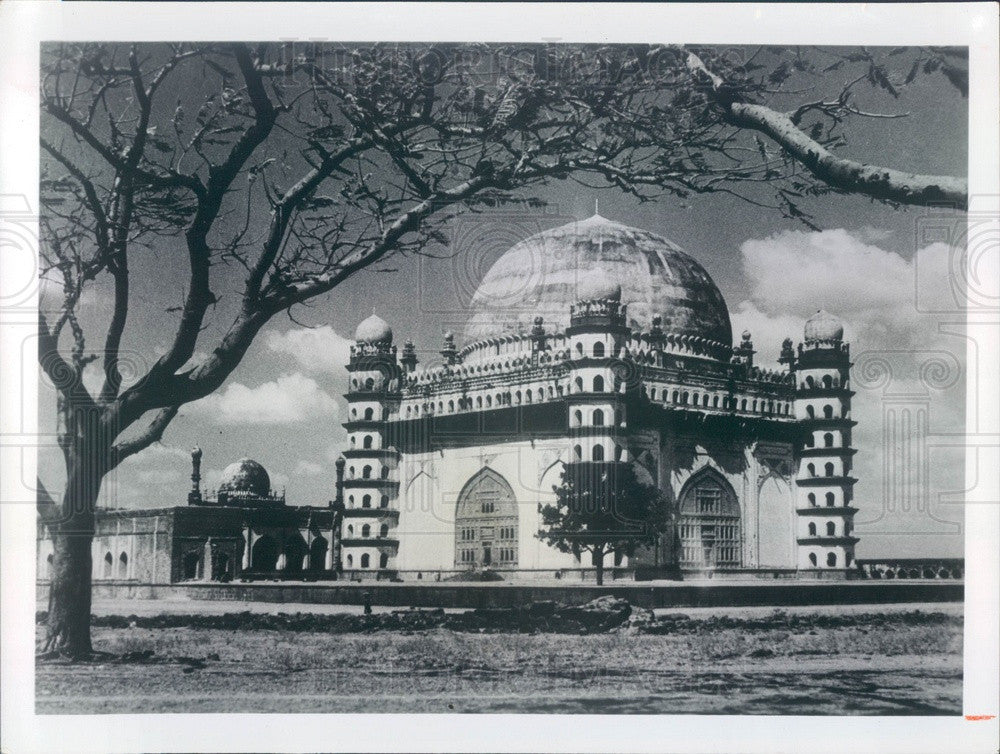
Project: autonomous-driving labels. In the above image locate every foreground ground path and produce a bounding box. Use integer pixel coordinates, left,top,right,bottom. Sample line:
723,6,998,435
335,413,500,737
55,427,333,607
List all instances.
36,601,962,715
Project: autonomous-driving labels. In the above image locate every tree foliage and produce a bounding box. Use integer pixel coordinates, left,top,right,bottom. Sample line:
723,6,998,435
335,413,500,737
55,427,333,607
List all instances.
538,461,663,585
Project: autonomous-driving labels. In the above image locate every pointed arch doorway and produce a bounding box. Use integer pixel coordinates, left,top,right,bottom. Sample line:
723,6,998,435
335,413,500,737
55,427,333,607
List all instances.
454,467,518,569
678,468,742,569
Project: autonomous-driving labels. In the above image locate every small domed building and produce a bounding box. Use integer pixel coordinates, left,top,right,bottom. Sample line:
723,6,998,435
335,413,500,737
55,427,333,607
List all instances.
337,214,860,580
37,450,341,584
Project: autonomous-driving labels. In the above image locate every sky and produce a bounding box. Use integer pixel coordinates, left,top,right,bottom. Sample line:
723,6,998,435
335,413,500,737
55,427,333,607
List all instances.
37,46,970,558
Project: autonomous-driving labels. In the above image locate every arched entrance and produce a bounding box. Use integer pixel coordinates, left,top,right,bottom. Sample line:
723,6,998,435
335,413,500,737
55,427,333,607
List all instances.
309,536,328,570
678,468,742,569
182,551,201,580
283,534,307,574
454,467,518,569
251,535,278,571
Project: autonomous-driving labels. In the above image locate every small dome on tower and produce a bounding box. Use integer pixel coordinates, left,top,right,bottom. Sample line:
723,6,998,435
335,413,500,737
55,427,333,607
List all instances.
218,458,271,497
576,273,622,303
804,309,844,342
354,313,393,344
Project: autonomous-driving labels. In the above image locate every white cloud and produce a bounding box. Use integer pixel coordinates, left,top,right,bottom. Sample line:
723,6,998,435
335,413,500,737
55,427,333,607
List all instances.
294,460,325,476
265,325,352,376
735,228,966,556
190,372,338,425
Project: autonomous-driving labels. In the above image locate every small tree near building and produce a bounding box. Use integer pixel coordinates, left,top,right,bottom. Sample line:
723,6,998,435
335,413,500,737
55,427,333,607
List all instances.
538,461,663,586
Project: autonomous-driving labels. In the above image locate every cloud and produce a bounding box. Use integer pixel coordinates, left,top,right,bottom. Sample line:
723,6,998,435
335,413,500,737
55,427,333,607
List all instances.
265,325,352,376
190,372,338,425
735,228,966,556
294,460,325,476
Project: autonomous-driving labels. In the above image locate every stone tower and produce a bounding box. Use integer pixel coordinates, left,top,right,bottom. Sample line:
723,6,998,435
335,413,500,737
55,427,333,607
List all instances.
342,313,401,574
792,310,859,573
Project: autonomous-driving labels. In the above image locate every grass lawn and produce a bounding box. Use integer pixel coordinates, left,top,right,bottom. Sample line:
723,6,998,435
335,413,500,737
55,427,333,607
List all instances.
35,603,963,715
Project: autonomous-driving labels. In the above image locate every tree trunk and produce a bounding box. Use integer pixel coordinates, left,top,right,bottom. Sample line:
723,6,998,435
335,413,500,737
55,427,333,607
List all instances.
592,548,605,586
42,440,104,658
43,508,96,658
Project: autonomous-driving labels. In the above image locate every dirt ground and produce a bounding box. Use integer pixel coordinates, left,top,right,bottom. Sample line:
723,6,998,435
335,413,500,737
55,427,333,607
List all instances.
35,601,963,715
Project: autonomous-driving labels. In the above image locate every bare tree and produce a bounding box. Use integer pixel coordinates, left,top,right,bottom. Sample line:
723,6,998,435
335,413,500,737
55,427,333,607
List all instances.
37,42,966,657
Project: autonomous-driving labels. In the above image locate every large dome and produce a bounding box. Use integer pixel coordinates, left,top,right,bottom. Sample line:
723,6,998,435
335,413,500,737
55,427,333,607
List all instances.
463,214,732,345
218,458,271,497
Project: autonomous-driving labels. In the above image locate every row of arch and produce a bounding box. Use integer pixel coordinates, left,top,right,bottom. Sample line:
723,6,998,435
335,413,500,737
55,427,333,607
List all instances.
804,432,841,448
804,462,842,478
804,404,845,419
248,534,328,573
346,464,393,480
345,552,390,569
344,523,391,538
346,493,392,508
806,521,840,537
801,374,845,390
806,551,843,567
95,551,129,579
807,492,841,507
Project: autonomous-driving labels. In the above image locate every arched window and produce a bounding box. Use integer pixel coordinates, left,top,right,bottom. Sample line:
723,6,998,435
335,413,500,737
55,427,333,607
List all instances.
593,375,604,392
678,469,742,569
350,436,356,448
825,492,836,507
807,463,816,477
807,493,816,506
713,395,719,408
103,552,113,578
805,433,815,447
454,467,518,569
826,552,837,567
825,462,835,477
448,400,455,412
823,432,834,447
574,409,583,427
524,391,532,404
672,390,679,403
808,523,817,536
379,553,389,569
823,404,834,419
379,524,389,538
593,342,605,358
476,396,483,408
806,405,815,419
740,398,746,411
591,444,605,462
362,494,371,508
380,495,389,508
592,409,604,426
574,444,583,460
381,466,389,479
826,521,836,536
118,552,128,579
361,524,371,538
809,552,817,567
363,435,373,449
346,525,354,537
362,465,372,479
364,407,374,420
346,554,353,568
805,375,814,388
364,377,374,390
360,553,370,568
822,375,833,389
486,395,492,407
575,342,584,356
703,394,710,407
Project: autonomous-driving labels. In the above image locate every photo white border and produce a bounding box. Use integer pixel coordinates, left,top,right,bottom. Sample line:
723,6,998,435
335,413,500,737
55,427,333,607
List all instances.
1,3,997,752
